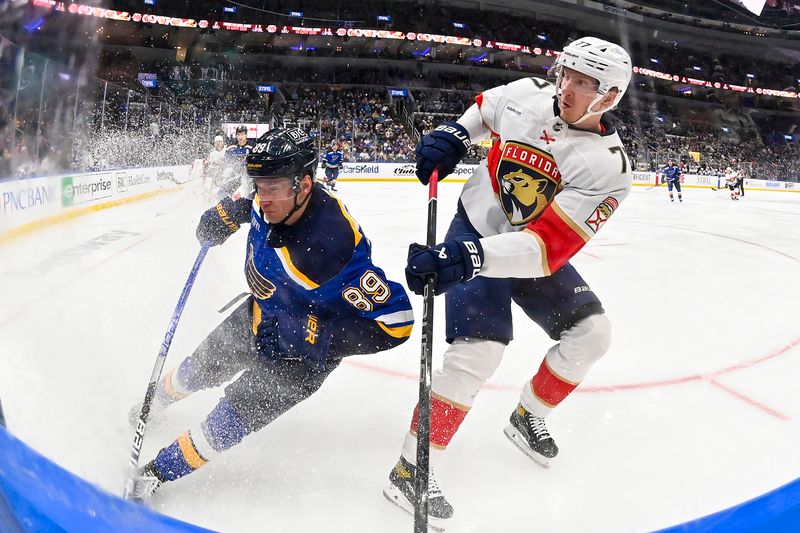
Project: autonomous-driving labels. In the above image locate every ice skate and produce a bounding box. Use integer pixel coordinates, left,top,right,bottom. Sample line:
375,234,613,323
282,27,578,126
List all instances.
130,460,166,503
383,456,453,531
504,404,559,467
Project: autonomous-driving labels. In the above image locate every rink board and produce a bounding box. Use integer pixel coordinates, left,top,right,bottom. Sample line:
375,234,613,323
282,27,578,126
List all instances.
0,165,192,244
316,164,799,192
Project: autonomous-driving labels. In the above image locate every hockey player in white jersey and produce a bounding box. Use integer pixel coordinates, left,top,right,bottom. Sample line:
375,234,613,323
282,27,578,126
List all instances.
383,37,633,528
724,166,740,201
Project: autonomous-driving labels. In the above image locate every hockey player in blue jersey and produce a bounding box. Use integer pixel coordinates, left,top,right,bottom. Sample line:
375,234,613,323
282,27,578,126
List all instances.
132,127,413,500
661,158,684,203
322,142,343,191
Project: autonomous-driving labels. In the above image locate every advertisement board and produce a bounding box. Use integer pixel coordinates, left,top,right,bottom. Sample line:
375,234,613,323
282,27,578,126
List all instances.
0,177,60,231
0,165,192,240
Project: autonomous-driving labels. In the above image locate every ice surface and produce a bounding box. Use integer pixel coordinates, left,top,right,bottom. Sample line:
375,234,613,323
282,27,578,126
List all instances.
1,180,799,532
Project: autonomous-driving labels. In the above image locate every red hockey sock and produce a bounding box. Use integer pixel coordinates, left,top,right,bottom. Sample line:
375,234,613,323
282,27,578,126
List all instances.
529,359,579,408
410,394,469,449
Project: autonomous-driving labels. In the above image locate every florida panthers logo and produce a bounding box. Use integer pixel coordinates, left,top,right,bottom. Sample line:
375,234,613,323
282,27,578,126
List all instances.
494,141,561,225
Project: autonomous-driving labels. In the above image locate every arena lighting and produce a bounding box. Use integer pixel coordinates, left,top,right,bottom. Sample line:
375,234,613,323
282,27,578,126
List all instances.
222,6,236,14
58,72,71,80
24,16,44,31
289,11,302,17
650,58,660,64
256,84,275,93
377,15,391,22
26,0,800,100
693,66,702,71
537,33,549,41
453,22,467,29
389,88,408,97
785,135,794,140
412,47,431,57
747,73,755,78
143,0,155,4
468,52,488,61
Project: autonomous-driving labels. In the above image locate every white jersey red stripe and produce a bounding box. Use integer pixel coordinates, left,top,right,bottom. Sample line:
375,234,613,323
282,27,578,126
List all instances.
454,77,632,279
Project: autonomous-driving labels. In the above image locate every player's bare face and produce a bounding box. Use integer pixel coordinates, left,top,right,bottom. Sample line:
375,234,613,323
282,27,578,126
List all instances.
237,132,248,145
558,68,601,123
255,176,311,224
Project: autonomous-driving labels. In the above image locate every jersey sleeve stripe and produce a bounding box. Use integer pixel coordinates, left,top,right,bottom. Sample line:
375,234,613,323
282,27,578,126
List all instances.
524,203,589,275
551,200,591,242
277,247,320,290
377,321,413,339
475,92,484,109
374,309,415,326
335,198,363,247
251,299,261,335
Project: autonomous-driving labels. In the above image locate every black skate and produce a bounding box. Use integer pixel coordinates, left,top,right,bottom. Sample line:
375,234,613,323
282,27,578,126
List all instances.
382,457,453,531
131,460,166,503
503,404,558,467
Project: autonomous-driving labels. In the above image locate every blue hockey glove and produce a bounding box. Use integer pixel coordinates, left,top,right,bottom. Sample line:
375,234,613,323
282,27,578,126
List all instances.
197,196,251,246
253,315,333,369
405,237,484,296
415,121,471,185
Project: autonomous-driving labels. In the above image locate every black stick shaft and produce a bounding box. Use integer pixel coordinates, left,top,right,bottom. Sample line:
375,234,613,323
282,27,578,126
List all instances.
414,169,439,533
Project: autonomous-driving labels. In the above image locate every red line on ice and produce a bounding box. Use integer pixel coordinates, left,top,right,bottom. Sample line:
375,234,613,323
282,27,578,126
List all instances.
344,335,800,419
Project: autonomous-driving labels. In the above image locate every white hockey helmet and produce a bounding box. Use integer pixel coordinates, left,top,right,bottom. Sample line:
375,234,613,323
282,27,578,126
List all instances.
554,36,632,115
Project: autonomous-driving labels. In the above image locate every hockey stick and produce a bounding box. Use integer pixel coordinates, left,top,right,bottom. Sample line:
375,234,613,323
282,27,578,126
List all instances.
123,242,211,500
414,168,439,533
218,292,249,313
646,181,663,190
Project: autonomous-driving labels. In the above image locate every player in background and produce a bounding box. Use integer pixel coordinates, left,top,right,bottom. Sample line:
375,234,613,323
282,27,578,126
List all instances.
724,166,740,200
131,128,413,501
735,163,746,198
382,37,632,528
203,135,228,199
322,142,344,191
661,158,684,203
211,125,254,199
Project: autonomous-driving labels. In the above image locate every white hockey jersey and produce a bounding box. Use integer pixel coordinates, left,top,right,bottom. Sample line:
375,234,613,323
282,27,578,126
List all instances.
724,169,739,184
455,77,632,279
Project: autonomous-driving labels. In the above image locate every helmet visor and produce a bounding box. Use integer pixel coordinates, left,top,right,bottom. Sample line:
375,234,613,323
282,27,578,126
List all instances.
557,66,601,97
254,177,297,201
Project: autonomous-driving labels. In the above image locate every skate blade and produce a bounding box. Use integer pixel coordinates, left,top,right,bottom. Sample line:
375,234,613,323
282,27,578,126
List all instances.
382,485,448,532
503,424,551,468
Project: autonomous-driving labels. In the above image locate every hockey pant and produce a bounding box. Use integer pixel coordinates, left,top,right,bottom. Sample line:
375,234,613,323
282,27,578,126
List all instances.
150,300,339,482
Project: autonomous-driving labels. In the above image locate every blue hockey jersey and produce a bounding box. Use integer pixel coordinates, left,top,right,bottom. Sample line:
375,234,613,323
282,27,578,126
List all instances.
661,165,682,182
243,183,413,367
324,150,343,169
